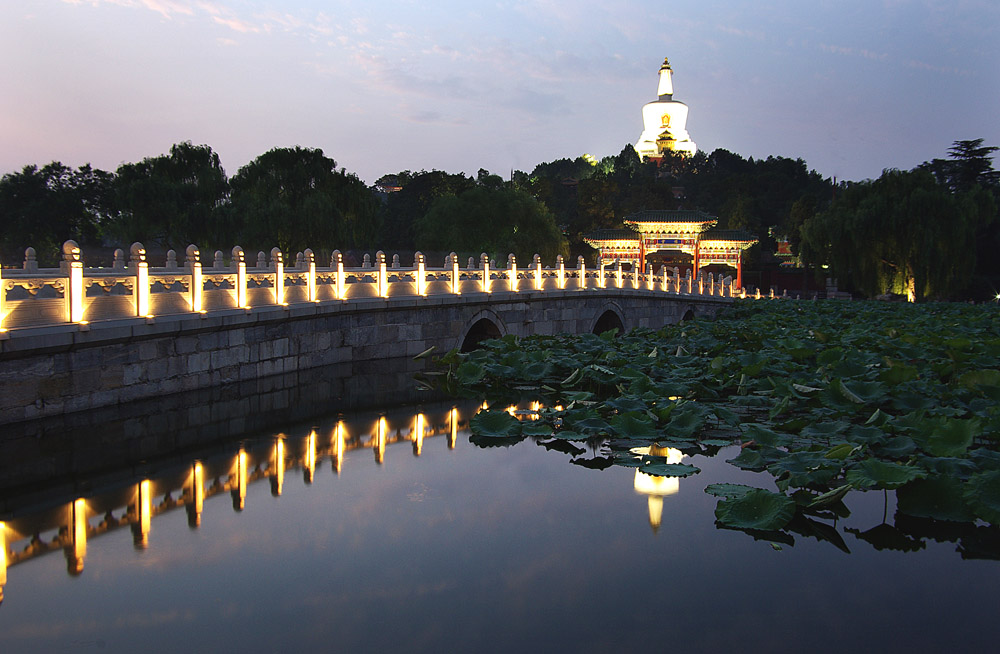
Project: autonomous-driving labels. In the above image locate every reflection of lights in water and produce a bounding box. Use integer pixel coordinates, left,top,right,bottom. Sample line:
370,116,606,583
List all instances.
631,445,684,533
333,422,345,473
304,431,316,484
134,480,151,549
67,498,87,575
375,416,386,464
449,408,458,449
272,439,285,496
1,521,7,603
189,461,204,526
413,413,425,456
232,449,247,511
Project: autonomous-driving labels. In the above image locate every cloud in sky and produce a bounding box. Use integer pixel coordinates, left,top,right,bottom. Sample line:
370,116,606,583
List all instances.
3,0,998,184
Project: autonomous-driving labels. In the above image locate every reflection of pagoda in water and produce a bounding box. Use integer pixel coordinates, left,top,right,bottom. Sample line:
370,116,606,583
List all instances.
0,405,467,604
632,445,686,533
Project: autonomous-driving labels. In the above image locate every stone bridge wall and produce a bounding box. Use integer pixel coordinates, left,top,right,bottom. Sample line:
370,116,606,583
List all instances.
0,289,728,425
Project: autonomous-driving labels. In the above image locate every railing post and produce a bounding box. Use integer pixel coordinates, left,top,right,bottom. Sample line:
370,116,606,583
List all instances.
186,245,202,312
232,246,247,308
615,260,623,289
646,263,654,291
507,254,518,292
533,254,542,291
304,248,316,302
480,253,491,293
577,256,586,290
129,242,148,317
556,255,565,290
598,260,606,289
271,247,284,304
375,251,388,297
58,240,85,323
450,252,460,295
415,251,426,296
331,250,345,300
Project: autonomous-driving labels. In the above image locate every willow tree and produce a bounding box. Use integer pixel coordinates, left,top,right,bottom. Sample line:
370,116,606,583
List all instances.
415,185,569,264
800,168,992,301
229,147,378,255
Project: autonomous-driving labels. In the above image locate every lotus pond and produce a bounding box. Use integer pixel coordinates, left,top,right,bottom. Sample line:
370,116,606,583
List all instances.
428,299,1000,543
1,299,999,652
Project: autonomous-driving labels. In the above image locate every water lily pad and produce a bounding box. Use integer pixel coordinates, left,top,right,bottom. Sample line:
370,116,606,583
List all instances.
714,488,796,530
913,417,981,457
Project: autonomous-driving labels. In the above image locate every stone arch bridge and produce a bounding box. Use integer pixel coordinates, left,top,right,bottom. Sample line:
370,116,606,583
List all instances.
0,244,735,425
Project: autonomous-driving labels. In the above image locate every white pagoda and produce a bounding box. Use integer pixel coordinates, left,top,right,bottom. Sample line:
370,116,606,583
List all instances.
635,57,697,160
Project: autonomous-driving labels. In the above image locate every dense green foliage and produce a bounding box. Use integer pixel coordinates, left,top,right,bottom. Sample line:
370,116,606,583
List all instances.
431,300,1000,550
109,141,229,251
2,138,996,301
415,185,568,262
229,147,378,255
800,169,995,301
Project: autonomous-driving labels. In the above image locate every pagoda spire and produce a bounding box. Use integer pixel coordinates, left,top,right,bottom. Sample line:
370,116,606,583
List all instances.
657,57,673,100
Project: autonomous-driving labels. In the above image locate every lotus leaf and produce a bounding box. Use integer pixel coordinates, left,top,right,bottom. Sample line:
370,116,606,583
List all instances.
846,458,925,489
913,417,980,457
609,412,657,439
521,422,555,436
963,471,1000,523
704,483,756,499
639,462,701,477
714,488,796,530
896,477,976,523
470,410,522,437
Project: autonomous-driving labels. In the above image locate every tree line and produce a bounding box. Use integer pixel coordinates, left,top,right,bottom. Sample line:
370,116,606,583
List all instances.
1,139,996,301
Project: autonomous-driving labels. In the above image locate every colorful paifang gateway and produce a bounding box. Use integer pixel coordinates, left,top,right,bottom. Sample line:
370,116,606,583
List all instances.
583,210,757,288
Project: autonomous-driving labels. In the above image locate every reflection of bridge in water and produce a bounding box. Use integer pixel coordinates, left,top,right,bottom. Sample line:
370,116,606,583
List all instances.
0,400,690,604
0,404,468,604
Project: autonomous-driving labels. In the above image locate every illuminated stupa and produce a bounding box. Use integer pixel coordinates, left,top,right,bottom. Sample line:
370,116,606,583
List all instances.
635,57,697,160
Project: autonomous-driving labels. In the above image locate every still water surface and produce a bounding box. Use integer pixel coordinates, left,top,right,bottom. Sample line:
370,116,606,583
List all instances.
1,401,998,652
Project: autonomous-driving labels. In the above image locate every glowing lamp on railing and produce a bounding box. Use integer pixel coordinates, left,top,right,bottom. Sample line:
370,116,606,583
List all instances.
415,251,427,296
507,254,518,293
62,240,84,323
186,245,203,312
449,252,460,295
233,246,248,309
376,251,388,298
271,247,284,305
331,250,346,300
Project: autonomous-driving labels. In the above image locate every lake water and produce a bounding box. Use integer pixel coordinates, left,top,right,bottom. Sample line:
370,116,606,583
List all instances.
1,398,999,653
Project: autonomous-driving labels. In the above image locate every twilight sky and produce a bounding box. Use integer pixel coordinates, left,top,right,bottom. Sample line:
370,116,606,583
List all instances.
1,0,997,185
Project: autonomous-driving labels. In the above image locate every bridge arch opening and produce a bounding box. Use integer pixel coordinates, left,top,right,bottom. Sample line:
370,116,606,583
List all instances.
593,309,625,336
680,308,696,323
460,317,503,352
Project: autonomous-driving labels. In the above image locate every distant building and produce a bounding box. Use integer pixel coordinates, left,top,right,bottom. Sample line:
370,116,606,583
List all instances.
635,57,697,160
584,210,757,288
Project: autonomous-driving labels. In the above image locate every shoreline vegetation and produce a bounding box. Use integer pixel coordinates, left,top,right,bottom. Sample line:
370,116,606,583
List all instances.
430,299,1000,554
2,139,997,302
